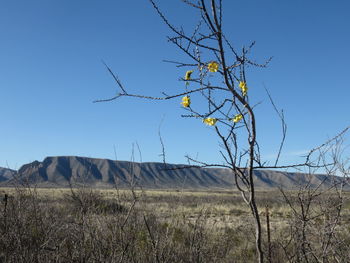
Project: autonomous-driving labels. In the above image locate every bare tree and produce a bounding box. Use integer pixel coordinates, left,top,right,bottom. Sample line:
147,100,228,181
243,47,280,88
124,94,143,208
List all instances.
95,1,349,262
279,132,349,263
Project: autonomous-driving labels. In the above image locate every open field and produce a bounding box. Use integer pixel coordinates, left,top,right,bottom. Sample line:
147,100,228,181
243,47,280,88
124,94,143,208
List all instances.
1,187,350,262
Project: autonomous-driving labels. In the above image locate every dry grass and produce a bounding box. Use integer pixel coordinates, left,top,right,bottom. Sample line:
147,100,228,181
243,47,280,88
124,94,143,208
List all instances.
1,186,350,262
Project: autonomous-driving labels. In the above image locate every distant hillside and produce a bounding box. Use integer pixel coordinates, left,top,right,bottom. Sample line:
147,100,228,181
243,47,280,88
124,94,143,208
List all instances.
0,167,16,182
3,156,228,189
0,156,347,189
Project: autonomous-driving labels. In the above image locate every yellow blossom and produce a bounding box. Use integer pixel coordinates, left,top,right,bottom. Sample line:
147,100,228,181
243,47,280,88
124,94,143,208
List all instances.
232,114,243,123
203,117,217,126
181,96,191,107
207,61,219,72
185,70,194,80
239,81,248,96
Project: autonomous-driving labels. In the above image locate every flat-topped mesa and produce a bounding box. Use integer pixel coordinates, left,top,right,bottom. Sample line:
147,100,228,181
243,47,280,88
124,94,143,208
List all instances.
0,156,347,189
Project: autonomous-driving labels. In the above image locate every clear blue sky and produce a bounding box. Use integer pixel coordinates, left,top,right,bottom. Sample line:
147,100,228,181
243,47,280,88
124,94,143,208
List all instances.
1,0,349,170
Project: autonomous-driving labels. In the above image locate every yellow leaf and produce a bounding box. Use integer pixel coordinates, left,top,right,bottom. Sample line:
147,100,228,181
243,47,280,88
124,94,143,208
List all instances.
239,81,248,96
181,96,191,107
232,114,243,123
207,62,219,73
185,70,194,80
203,117,217,126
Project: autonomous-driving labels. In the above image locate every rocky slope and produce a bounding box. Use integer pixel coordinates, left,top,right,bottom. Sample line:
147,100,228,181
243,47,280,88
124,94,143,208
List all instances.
0,167,16,182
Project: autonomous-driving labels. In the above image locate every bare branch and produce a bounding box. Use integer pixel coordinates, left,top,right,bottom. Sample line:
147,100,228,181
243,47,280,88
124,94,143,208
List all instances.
264,86,287,166
101,60,127,94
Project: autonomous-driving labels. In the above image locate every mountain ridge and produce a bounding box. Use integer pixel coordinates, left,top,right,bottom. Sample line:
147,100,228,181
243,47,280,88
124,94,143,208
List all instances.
0,156,347,189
